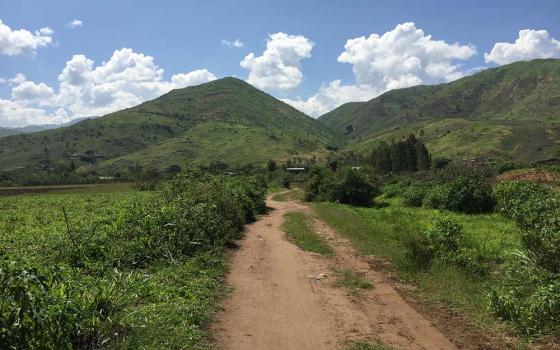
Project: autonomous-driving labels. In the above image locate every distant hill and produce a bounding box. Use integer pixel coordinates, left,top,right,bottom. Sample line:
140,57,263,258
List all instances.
319,59,560,163
0,118,91,138
0,127,20,137
0,78,336,176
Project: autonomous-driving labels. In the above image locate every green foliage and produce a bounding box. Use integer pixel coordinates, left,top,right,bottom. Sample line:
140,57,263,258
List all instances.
489,181,560,336
0,172,266,348
423,176,495,213
330,168,378,207
305,166,335,202
0,262,78,349
111,172,266,268
312,198,520,343
489,251,560,336
403,217,465,270
368,134,431,174
132,167,161,191
402,184,431,207
305,167,379,207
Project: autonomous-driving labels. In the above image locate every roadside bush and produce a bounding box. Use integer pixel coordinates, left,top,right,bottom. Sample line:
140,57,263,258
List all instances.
330,168,378,207
305,167,335,202
423,176,494,214
305,167,379,207
490,181,560,335
1,171,266,348
111,172,266,268
493,181,551,231
404,217,463,269
403,217,487,275
489,251,560,336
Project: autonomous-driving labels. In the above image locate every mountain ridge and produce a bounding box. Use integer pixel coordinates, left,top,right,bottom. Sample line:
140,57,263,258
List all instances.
0,77,336,177
319,59,560,162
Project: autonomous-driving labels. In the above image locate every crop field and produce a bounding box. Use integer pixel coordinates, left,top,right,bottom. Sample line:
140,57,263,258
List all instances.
0,173,266,349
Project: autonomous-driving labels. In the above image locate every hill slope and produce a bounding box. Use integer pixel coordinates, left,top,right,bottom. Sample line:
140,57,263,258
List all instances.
320,59,560,162
0,78,337,176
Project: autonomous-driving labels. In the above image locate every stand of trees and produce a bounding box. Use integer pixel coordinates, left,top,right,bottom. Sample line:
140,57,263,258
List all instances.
368,134,431,174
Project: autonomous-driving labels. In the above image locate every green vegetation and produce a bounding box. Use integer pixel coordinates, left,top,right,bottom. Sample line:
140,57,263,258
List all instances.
281,212,333,256
305,167,379,207
367,133,431,174
311,198,520,336
0,77,336,185
490,181,560,336
334,269,374,295
320,59,560,163
0,172,266,349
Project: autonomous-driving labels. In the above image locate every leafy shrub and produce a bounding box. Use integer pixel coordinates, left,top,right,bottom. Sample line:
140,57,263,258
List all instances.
381,183,402,198
402,185,430,207
111,172,266,268
305,167,379,207
0,261,76,349
403,217,487,275
490,181,560,335
404,217,463,269
423,184,451,209
423,176,494,213
305,167,335,202
132,168,160,191
281,176,291,189
489,251,560,336
330,168,379,207
493,181,560,273
0,260,116,349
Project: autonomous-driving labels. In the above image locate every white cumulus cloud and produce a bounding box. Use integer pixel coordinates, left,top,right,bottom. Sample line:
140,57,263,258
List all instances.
241,32,313,90
11,79,55,105
283,81,377,117
0,19,53,56
0,48,217,127
484,29,560,65
222,38,244,48
67,19,83,29
338,22,476,88
284,22,476,117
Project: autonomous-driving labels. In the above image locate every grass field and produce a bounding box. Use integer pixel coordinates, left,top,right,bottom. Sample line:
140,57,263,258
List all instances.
0,187,228,349
311,197,521,335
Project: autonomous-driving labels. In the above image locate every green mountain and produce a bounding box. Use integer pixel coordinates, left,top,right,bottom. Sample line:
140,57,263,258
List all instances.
319,59,560,163
0,77,336,176
0,128,20,138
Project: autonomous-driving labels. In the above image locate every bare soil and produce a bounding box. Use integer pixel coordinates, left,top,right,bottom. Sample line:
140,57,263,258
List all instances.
212,196,497,349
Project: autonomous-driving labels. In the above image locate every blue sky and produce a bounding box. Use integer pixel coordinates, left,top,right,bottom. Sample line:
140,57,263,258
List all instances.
0,0,559,127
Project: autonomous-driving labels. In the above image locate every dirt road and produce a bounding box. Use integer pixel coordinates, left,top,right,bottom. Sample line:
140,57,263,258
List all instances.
212,196,458,350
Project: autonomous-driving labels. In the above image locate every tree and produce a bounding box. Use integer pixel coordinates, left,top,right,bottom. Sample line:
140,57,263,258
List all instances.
369,133,431,174
267,159,277,172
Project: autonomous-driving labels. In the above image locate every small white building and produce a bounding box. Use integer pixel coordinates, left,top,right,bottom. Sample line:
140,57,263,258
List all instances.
286,167,305,172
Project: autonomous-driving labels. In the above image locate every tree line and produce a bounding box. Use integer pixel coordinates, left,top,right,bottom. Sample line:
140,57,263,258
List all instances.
367,134,431,174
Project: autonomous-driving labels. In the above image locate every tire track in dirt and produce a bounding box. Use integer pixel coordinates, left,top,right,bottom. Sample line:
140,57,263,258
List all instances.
212,196,457,349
